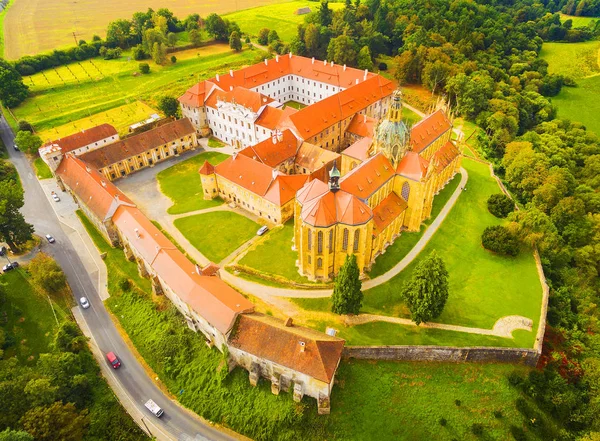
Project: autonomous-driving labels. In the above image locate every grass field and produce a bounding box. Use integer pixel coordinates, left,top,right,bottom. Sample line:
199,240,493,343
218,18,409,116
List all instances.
560,13,600,27
174,211,258,262
157,151,228,215
540,40,600,78
11,45,262,133
225,1,344,42
552,75,600,136
33,156,52,179
3,0,293,59
37,101,158,142
0,0,13,57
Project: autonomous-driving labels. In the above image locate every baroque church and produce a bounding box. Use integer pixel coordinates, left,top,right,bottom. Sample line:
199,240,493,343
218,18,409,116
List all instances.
294,90,462,281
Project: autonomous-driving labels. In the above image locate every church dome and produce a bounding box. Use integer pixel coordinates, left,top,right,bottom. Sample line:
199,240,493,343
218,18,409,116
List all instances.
373,90,409,167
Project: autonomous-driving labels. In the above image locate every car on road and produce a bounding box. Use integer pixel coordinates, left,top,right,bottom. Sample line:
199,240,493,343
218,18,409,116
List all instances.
13,144,19,151
45,234,55,243
257,225,269,236
80,297,90,309
51,193,60,202
106,351,121,369
144,399,164,418
2,262,18,272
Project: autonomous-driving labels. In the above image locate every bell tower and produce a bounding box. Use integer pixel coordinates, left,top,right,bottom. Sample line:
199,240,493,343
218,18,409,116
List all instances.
372,89,409,168
328,161,341,192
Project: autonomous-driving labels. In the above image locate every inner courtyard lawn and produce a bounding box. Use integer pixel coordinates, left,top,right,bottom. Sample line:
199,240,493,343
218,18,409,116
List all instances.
174,211,259,263
363,158,542,332
157,151,228,215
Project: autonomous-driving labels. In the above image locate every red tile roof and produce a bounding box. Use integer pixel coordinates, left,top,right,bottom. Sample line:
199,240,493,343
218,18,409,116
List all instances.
409,110,451,153
346,113,377,138
229,313,345,383
205,87,274,113
112,206,254,334
55,155,135,221
340,153,395,200
434,141,460,170
255,105,297,130
372,192,408,237
396,151,429,181
264,174,309,205
178,81,218,107
294,142,340,172
79,119,195,169
215,154,275,197
239,129,299,167
198,160,215,175
297,179,372,227
341,136,372,161
44,123,117,152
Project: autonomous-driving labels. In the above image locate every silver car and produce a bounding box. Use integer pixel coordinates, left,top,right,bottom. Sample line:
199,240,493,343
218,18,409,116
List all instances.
80,297,90,309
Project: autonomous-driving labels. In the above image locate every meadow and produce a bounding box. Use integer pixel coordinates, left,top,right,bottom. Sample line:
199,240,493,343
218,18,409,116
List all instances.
12,45,264,133
560,13,600,27
540,40,600,78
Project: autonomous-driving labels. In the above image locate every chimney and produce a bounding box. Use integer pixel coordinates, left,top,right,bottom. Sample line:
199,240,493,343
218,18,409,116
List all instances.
364,69,368,80
285,317,293,327
289,52,292,58
230,69,233,77
232,151,238,160
277,130,283,142
272,133,277,144
355,79,359,85
101,180,107,187
330,60,334,67
323,59,327,66
85,166,91,173
276,55,279,62
216,73,220,82
343,64,346,71
299,341,306,352
134,228,140,238
311,57,315,64
264,58,268,66
195,264,201,275
230,86,233,91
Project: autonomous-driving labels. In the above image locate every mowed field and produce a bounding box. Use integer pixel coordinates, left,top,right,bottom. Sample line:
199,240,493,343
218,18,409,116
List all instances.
540,40,600,136
3,0,318,59
12,44,262,133
560,13,600,27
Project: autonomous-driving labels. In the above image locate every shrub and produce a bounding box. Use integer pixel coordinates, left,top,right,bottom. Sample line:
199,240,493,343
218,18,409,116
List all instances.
132,45,147,60
439,417,447,426
139,63,150,74
119,278,132,292
471,423,484,436
487,193,514,218
378,62,388,71
257,28,270,45
481,225,520,256
171,56,177,64
454,399,461,406
17,120,33,133
508,371,523,387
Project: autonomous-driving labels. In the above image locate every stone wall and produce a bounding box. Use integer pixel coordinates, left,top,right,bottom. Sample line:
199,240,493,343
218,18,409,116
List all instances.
343,345,540,366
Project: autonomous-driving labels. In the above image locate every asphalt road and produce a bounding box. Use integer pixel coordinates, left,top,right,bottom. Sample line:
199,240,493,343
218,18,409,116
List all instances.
0,115,237,441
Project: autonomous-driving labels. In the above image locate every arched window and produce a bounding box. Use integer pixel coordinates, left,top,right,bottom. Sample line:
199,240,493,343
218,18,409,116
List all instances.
342,229,349,251
328,230,333,250
353,230,360,252
307,230,312,251
317,231,323,254
317,258,322,268
401,181,410,201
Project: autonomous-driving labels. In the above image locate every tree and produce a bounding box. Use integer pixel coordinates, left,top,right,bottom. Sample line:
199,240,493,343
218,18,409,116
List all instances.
139,63,150,74
357,45,373,70
170,55,177,63
17,120,33,133
487,193,514,218
268,30,280,44
132,45,147,60
151,42,167,65
205,13,229,41
318,0,333,27
54,321,87,353
167,32,178,48
24,378,59,407
481,225,520,256
327,35,357,66
0,59,29,108
106,19,132,47
258,28,270,45
229,31,242,52
331,254,363,315
0,178,34,253
158,96,180,118
14,130,42,154
28,253,67,293
188,29,201,46
401,251,449,325
0,429,34,441
304,24,319,57
20,402,89,441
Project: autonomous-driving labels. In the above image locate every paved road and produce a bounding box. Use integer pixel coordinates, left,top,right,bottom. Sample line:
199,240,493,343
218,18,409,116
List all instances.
0,115,238,441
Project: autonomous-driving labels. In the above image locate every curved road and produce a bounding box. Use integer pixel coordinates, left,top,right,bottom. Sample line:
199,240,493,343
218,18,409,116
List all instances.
0,115,237,441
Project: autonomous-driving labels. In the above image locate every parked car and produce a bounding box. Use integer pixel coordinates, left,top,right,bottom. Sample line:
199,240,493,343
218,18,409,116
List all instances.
0,246,6,256
144,399,164,418
51,193,60,202
45,234,55,243
106,352,121,369
80,297,90,309
2,262,17,272
257,225,269,236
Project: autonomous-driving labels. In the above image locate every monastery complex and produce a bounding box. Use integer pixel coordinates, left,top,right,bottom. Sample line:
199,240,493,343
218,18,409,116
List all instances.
39,54,461,413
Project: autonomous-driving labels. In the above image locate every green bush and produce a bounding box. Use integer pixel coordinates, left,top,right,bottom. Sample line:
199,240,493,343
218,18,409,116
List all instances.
471,423,484,436
481,225,520,256
139,63,150,74
439,417,447,426
487,193,514,218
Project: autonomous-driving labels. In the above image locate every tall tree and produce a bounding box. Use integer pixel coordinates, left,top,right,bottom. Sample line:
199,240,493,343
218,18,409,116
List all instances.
205,13,229,41
229,31,242,52
401,251,449,325
357,45,373,70
106,19,132,48
167,32,178,48
0,59,29,108
304,24,320,56
151,42,167,65
14,131,42,154
0,180,34,252
188,29,202,46
257,28,270,45
331,254,363,315
327,35,357,66
0,429,34,441
318,0,333,27
158,96,180,118
28,253,67,294
19,402,89,441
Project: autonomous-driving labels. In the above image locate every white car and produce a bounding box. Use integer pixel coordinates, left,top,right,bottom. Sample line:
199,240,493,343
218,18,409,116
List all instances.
51,193,60,202
144,399,164,417
257,226,269,236
45,234,55,243
80,297,90,309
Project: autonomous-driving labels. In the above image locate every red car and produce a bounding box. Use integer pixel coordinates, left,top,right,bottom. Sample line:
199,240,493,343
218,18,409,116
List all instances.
106,352,121,369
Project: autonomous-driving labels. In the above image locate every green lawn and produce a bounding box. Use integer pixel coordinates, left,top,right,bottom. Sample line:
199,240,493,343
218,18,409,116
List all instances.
207,137,226,148
156,151,228,215
13,46,265,133
284,100,306,110
225,1,344,42
551,74,600,136
0,0,13,57
402,106,422,127
33,157,52,179
560,13,600,27
363,159,542,341
540,40,600,78
174,211,258,263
